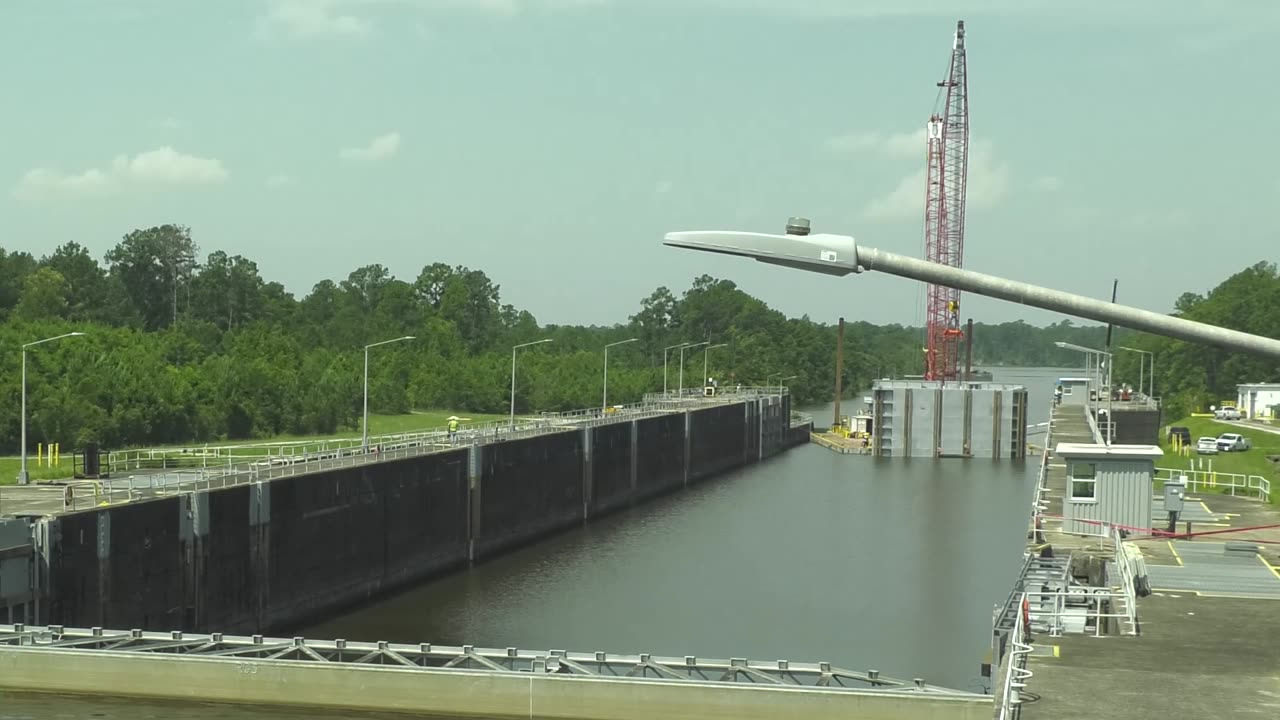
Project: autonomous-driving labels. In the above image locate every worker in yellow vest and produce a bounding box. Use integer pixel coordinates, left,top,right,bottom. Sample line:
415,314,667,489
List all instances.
447,416,460,443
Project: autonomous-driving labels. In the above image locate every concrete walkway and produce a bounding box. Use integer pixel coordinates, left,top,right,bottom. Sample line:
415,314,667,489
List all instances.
1222,419,1280,435
1024,491,1280,719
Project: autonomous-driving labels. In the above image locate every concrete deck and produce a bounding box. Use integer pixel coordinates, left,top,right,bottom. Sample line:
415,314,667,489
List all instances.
1021,403,1280,719
810,432,871,455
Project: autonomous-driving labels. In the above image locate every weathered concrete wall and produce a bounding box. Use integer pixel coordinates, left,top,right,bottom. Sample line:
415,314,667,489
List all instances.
473,431,585,561
688,405,748,482
635,413,687,498
37,398,804,635
1109,408,1162,446
589,421,636,516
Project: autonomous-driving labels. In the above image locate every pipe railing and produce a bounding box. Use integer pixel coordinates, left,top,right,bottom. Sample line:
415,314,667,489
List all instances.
69,389,794,513
1153,467,1270,503
994,592,1033,720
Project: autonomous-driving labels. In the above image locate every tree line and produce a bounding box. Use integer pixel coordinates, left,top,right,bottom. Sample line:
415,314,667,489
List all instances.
4,224,1263,453
1111,261,1280,421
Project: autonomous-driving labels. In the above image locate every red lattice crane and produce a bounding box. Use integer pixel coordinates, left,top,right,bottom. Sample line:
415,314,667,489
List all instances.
922,20,969,383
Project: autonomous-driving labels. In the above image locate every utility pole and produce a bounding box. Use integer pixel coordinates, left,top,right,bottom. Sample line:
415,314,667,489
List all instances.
834,317,844,430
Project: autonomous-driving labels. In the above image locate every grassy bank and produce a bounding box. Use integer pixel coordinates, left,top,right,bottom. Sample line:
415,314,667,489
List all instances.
1158,416,1280,502
0,410,505,486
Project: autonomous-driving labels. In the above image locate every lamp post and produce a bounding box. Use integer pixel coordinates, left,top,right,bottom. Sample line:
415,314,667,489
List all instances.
603,338,639,412
662,342,690,396
1118,346,1154,399
678,341,709,394
1055,341,1113,444
767,373,797,387
19,331,86,485
660,220,1280,361
363,335,415,450
511,339,553,427
702,343,728,391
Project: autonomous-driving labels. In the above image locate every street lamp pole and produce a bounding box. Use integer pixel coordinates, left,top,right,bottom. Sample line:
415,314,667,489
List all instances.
603,338,639,412
702,343,728,390
678,341,709,394
19,331,86,485
662,342,690,396
1119,346,1154,399
511,338,553,427
1055,341,1113,444
363,335,416,450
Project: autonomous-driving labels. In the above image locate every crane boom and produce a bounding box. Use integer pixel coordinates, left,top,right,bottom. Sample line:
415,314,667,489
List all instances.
922,20,969,383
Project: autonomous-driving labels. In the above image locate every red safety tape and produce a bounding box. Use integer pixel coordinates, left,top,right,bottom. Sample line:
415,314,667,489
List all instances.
1036,513,1280,544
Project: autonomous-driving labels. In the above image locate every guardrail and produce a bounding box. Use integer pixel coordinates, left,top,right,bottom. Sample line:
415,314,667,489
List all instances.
1154,467,1271,502
70,390,792,513
994,593,1033,720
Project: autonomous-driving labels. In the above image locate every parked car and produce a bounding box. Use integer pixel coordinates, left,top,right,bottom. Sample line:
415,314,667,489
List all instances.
1196,437,1219,454
1216,433,1252,452
1214,407,1242,420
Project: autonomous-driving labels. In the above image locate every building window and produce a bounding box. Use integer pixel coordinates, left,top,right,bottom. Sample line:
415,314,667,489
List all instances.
1070,462,1097,500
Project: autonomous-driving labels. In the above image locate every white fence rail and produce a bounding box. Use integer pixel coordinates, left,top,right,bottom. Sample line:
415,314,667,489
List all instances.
1154,466,1271,502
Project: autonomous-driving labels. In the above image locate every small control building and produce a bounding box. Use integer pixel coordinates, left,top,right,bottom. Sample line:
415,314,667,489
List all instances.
1056,443,1163,536
1056,377,1092,407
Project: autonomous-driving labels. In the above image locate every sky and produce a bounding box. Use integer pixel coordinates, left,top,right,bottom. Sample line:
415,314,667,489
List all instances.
2,0,1277,329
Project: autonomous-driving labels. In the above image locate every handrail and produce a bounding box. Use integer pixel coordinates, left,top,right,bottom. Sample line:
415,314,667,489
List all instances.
995,592,1033,720
1154,466,1271,502
71,390,795,513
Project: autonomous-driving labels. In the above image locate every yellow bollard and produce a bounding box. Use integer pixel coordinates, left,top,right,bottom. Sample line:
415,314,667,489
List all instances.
54,442,60,466
37,443,43,467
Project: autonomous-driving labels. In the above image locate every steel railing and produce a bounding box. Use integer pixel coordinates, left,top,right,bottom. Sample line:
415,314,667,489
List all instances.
70,390,792,513
994,592,1033,720
1154,467,1271,502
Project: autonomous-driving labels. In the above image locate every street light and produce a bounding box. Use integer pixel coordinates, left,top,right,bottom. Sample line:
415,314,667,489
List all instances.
662,342,691,395
678,341,709,394
1118,346,1154,399
767,373,797,386
511,339,553,427
660,219,1280,361
19,331,86,485
603,338,639,412
1055,341,1113,444
701,343,728,391
363,335,416,450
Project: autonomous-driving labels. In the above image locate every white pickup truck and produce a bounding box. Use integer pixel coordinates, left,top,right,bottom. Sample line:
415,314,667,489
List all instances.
1214,407,1242,420
1215,433,1252,452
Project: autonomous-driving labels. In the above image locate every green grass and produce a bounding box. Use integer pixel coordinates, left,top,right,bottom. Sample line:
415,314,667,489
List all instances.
1159,416,1280,502
0,410,505,486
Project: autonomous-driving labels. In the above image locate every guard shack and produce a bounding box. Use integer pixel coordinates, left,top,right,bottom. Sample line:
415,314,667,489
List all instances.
1057,377,1092,407
1057,443,1163,536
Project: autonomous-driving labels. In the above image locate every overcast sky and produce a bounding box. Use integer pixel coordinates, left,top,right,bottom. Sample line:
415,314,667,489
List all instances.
3,1,1276,328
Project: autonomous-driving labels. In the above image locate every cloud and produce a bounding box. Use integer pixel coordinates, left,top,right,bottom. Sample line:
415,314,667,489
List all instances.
259,0,371,38
14,147,227,200
1032,175,1064,192
826,129,924,159
115,147,228,185
340,131,401,161
862,138,1007,221
256,0,606,37
266,173,295,188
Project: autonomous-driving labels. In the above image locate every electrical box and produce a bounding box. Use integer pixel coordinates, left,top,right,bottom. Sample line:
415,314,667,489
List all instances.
1163,479,1186,513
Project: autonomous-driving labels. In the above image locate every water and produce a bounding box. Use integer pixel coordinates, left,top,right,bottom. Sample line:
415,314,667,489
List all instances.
8,367,1069,718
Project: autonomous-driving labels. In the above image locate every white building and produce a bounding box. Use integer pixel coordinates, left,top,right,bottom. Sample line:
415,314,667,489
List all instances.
1236,383,1280,419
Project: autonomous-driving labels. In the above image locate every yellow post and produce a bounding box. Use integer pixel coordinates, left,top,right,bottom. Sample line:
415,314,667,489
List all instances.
37,443,43,467
55,442,60,466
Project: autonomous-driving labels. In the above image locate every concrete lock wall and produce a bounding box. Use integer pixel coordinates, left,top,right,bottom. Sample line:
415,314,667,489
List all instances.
35,399,800,635
1108,407,1162,445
